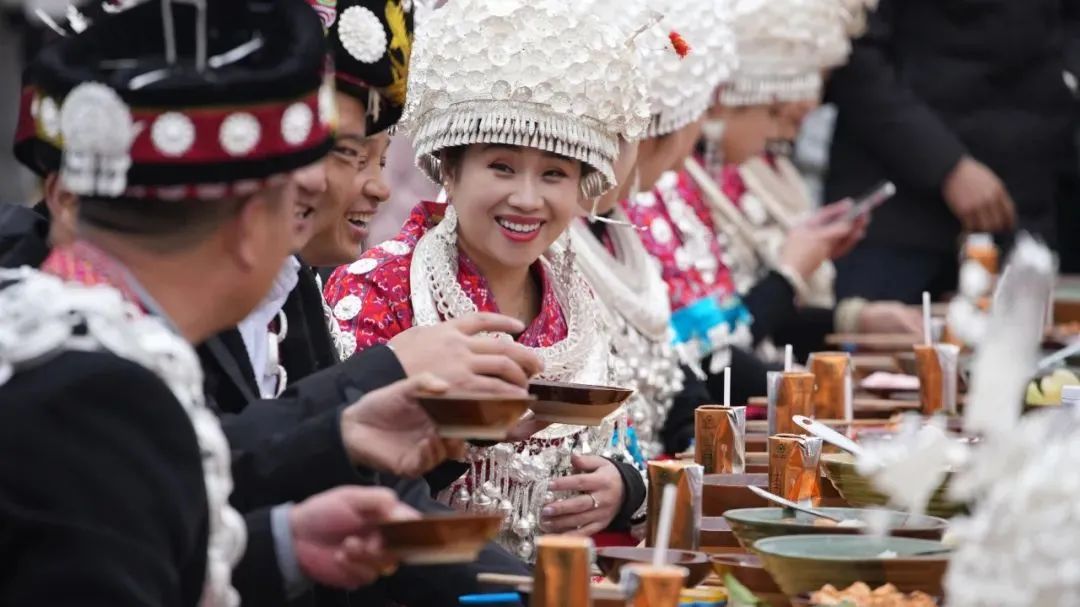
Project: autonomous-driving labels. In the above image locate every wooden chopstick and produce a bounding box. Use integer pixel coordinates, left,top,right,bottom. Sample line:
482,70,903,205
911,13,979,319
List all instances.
477,573,625,600
824,333,920,348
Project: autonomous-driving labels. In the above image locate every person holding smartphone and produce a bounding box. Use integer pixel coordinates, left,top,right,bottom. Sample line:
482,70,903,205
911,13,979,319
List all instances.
643,0,922,368
825,0,1078,303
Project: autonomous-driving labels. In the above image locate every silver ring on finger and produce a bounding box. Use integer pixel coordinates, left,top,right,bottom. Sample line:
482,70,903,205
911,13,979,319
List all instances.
588,492,599,510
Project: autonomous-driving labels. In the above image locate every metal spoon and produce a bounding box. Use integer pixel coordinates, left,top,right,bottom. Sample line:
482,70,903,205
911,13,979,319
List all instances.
748,485,848,524
793,415,866,457
1037,339,1080,372
905,547,953,557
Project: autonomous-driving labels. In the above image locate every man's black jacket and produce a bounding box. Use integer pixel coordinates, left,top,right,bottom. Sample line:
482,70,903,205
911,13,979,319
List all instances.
198,264,530,606
0,202,50,269
0,348,291,606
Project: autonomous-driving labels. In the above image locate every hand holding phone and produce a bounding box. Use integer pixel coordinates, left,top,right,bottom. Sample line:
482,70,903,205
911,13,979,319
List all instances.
843,180,896,222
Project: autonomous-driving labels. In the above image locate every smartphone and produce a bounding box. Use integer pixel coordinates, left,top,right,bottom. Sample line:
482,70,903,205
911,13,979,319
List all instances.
843,180,896,221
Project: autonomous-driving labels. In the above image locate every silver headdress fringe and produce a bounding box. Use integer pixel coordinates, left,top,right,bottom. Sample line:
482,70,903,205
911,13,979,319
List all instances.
411,99,619,199
647,90,712,139
718,72,823,107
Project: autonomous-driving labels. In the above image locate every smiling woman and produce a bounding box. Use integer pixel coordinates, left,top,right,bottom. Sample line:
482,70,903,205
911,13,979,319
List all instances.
322,0,654,559
442,144,584,304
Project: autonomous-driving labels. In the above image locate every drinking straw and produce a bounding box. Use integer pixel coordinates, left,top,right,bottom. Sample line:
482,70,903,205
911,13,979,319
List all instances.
784,344,793,372
652,484,677,567
723,366,731,407
922,291,932,346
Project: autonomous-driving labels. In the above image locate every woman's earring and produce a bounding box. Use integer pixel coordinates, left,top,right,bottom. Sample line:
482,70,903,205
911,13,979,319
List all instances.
580,171,607,200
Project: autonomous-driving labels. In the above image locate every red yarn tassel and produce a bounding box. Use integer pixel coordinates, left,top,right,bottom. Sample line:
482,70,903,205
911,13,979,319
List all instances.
669,31,691,58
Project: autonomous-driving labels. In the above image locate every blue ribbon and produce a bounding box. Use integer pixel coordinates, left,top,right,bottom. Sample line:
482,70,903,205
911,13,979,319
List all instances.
616,426,647,469
670,294,753,348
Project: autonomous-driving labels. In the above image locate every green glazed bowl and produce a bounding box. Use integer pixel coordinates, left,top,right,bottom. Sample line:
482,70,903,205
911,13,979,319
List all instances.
820,453,967,518
754,535,950,598
725,507,948,549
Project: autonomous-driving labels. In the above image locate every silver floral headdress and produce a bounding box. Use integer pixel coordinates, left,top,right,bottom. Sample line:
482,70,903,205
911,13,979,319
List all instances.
720,0,853,106
640,0,737,137
586,0,737,138
399,0,651,197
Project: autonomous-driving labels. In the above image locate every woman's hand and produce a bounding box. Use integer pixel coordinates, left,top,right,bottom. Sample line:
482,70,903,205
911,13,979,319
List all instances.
802,199,869,260
857,301,924,335
388,312,543,396
541,455,625,536
779,200,867,280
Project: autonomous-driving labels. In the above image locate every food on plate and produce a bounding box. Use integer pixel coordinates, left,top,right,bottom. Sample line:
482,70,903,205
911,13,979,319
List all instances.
810,582,937,607
1025,369,1080,406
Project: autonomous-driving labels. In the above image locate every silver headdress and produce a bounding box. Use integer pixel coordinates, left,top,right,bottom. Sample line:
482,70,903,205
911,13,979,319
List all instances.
720,0,855,106
583,0,736,138
399,0,651,197
640,0,737,137
649,0,736,137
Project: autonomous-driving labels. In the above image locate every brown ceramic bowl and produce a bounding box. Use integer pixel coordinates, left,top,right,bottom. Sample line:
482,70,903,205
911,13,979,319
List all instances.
527,380,633,425
702,473,769,517
746,434,768,453
893,351,918,376
379,513,502,565
417,393,535,440
710,552,788,607
853,398,921,419
819,476,845,501
595,547,712,587
700,516,740,548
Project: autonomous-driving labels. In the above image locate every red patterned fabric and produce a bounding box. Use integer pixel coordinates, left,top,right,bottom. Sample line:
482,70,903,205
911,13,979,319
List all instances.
592,531,639,549
42,241,142,307
716,162,748,207
323,201,569,349
619,170,737,312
